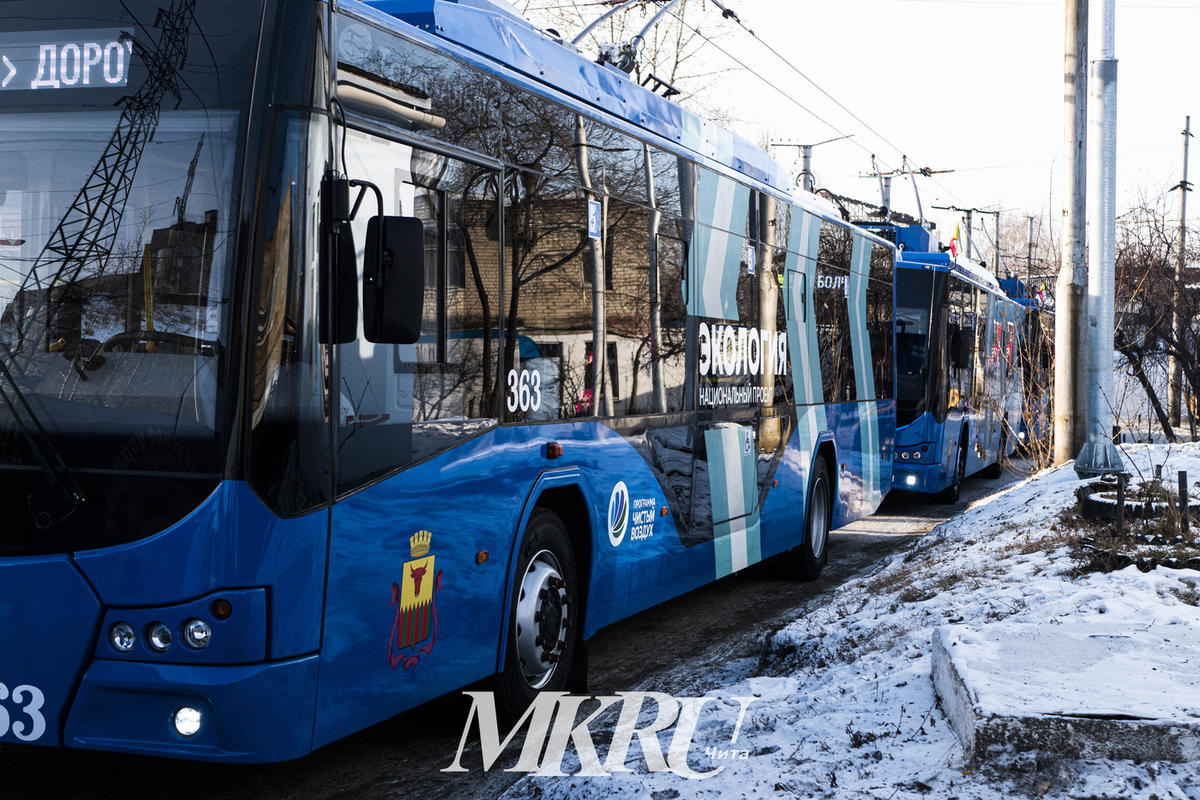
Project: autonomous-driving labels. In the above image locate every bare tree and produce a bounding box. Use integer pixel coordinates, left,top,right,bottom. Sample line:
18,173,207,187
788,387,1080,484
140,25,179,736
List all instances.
1112,191,1200,442
515,0,736,118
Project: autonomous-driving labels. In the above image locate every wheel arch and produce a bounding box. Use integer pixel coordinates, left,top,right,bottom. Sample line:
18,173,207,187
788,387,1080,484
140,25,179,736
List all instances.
496,469,596,678
812,434,838,531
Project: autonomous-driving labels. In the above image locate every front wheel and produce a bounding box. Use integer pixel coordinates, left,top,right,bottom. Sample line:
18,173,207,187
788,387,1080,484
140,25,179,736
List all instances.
788,456,831,581
496,508,579,722
938,438,968,504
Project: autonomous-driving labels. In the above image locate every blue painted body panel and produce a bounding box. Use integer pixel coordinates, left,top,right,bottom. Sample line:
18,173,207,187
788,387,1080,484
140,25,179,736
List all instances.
74,482,327,660
93,588,268,665
315,422,711,749
0,483,327,757
0,555,101,748
65,656,319,762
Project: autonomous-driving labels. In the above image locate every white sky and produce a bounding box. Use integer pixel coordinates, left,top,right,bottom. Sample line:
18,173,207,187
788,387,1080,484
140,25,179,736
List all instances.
530,0,1200,257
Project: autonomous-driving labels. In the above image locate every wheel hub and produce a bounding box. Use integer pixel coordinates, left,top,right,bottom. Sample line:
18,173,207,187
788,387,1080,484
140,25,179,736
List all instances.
514,550,570,689
809,478,828,556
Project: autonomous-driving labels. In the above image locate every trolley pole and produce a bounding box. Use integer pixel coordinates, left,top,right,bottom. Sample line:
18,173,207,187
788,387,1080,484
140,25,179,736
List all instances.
771,135,854,193
1054,0,1089,465
1168,116,1192,429
1076,0,1123,476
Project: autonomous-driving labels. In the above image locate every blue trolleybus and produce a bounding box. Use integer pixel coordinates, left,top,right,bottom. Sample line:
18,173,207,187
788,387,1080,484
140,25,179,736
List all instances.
866,224,1026,501
0,0,895,761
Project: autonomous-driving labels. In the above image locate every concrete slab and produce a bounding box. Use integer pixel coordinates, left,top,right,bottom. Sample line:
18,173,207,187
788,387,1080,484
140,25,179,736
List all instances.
931,622,1200,763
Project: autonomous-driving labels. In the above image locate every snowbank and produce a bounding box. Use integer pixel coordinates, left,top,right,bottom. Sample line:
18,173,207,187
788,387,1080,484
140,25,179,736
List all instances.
502,444,1200,799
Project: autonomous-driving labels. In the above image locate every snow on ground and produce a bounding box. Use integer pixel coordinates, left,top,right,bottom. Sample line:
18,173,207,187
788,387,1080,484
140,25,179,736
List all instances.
501,444,1200,800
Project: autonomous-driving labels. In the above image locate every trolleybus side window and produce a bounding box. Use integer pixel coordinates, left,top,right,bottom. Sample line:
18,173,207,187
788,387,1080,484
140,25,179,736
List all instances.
947,277,975,405
815,220,854,403
250,112,332,512
868,242,894,401
498,172,599,421
335,128,501,494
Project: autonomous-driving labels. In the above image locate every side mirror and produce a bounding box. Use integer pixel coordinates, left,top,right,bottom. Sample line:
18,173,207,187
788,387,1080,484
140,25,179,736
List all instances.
949,327,970,370
363,216,425,344
956,329,973,369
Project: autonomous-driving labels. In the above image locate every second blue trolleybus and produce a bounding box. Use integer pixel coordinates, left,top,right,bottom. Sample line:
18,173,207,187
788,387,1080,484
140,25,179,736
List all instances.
859,220,1027,501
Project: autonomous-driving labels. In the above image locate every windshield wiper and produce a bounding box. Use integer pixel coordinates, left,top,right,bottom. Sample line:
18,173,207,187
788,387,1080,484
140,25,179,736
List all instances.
0,346,87,528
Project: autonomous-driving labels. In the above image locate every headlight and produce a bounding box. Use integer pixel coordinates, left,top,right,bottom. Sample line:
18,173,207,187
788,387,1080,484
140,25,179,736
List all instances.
183,619,212,650
109,622,135,653
901,451,910,460
147,622,173,652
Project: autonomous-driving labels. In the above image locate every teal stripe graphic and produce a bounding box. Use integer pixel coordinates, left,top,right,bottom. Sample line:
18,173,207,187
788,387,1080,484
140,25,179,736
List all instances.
709,424,761,579
848,232,882,513
785,211,829,522
688,170,750,320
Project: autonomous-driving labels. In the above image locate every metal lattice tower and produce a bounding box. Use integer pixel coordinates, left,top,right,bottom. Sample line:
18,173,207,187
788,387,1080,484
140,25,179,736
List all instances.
17,0,196,346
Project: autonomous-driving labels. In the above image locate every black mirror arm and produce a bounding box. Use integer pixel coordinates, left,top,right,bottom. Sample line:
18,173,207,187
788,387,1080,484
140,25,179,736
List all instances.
350,181,386,287
348,180,384,221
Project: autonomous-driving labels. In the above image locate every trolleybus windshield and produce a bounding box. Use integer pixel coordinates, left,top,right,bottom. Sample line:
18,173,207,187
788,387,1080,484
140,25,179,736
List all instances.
0,0,261,554
894,271,936,426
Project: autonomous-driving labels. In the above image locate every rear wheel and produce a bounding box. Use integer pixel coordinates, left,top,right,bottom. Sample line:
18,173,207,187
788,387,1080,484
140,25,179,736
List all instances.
496,508,579,722
789,456,830,581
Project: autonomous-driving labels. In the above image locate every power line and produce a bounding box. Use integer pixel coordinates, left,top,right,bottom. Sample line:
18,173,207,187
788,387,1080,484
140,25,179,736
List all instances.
664,3,965,204
703,2,909,169
654,8,880,169
889,0,1200,8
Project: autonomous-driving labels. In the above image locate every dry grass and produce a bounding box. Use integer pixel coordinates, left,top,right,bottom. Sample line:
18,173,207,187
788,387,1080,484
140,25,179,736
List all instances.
1044,498,1200,576
1170,585,1200,606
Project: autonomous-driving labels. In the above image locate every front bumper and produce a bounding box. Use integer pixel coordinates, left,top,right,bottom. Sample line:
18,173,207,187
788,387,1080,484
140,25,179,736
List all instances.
65,655,319,762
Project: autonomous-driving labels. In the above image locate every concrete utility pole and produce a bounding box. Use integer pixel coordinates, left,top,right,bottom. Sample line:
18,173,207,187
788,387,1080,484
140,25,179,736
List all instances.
1076,0,1123,476
1168,116,1192,428
1054,0,1089,466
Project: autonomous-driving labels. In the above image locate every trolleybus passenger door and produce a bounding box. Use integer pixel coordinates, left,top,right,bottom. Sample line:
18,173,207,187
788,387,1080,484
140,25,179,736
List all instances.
316,127,506,744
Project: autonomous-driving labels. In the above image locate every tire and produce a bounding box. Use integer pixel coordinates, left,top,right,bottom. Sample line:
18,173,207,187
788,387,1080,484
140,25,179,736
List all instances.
791,456,831,581
938,436,967,504
496,508,579,723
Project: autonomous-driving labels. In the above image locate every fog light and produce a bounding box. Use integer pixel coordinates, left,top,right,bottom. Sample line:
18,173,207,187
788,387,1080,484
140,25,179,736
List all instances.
183,619,211,650
905,475,918,486
173,706,202,737
147,623,173,652
110,622,135,653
